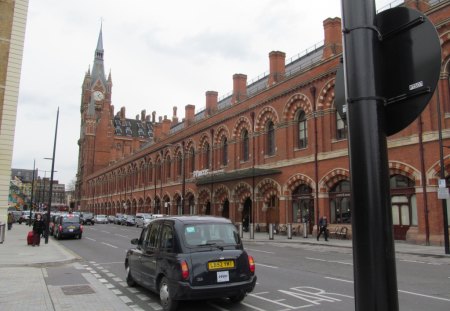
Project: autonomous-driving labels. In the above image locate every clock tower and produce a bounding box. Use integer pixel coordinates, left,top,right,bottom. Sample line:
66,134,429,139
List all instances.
76,25,113,209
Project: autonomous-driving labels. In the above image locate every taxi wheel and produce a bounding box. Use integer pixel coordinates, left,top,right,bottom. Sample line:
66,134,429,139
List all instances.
126,265,136,287
229,292,246,303
159,277,178,311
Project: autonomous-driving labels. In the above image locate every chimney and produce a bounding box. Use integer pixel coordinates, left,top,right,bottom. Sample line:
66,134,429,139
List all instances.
404,0,430,12
322,17,342,59
172,106,179,123
141,109,146,121
268,51,286,86
152,111,156,123
145,115,150,122
162,115,171,136
159,116,163,123
120,107,126,120
185,104,195,126
231,74,247,104
205,91,218,117
136,114,139,120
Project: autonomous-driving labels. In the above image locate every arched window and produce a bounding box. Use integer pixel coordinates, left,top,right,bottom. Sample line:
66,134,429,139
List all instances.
147,162,153,184
177,151,183,177
336,111,347,140
267,121,275,156
292,184,313,224
242,129,249,162
156,159,162,181
329,180,351,224
297,111,308,148
204,143,210,169
189,147,195,173
222,137,228,166
166,156,171,179
390,174,416,230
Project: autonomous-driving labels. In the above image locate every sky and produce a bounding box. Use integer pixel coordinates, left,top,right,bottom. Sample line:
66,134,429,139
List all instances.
11,0,397,188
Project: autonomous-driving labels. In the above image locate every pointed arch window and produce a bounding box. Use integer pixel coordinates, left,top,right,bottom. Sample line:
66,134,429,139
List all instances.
242,129,249,162
177,151,183,177
189,147,195,173
267,121,275,156
166,156,171,179
297,111,308,149
221,137,228,166
336,111,348,140
204,143,211,169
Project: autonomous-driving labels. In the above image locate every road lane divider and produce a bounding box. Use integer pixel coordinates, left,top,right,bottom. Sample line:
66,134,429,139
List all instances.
101,242,118,249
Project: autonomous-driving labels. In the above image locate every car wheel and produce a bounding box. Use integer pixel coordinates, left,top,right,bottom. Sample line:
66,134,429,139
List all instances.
159,276,178,311
228,292,246,303
126,265,136,287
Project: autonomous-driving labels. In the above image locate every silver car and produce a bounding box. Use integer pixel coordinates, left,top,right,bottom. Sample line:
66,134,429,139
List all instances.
94,214,108,224
135,213,152,228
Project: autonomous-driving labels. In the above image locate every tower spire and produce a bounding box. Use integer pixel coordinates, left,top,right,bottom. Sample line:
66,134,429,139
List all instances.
91,24,107,88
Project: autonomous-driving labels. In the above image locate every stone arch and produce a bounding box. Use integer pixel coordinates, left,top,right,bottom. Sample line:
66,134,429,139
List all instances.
440,30,450,75
427,155,450,185
232,182,253,204
285,173,316,194
257,178,281,203
283,92,313,121
319,168,350,192
388,161,421,186
255,106,279,131
214,125,230,144
232,116,252,139
317,78,336,109
214,184,230,204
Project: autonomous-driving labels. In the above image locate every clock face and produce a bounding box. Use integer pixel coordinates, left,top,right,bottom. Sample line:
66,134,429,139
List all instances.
93,91,104,101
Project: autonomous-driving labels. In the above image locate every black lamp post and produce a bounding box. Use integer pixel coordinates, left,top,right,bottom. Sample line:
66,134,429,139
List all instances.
45,107,59,244
28,160,36,226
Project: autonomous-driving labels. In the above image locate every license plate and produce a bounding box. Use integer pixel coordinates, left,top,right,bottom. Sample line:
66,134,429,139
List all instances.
68,226,75,229
208,260,235,270
69,229,73,232
217,270,229,282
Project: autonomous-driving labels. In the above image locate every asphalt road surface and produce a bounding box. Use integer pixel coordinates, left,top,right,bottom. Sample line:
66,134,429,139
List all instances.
54,223,450,311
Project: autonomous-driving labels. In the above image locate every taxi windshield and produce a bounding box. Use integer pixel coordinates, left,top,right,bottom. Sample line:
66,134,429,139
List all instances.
63,216,80,223
183,223,240,246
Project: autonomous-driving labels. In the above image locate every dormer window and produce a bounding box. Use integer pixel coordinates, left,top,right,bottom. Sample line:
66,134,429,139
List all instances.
115,126,122,135
125,127,132,136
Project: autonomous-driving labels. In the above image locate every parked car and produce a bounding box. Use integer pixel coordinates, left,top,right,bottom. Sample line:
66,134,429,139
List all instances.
80,212,94,225
125,216,257,311
54,214,83,240
94,214,108,224
107,215,116,223
123,215,136,226
114,213,124,224
135,213,152,228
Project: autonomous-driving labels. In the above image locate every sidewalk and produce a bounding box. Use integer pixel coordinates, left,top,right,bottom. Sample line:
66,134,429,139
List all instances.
0,223,448,311
241,230,450,258
0,222,131,311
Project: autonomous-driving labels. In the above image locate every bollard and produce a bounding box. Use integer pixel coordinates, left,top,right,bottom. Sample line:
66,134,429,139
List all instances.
249,223,254,239
239,223,243,238
0,223,5,243
287,223,292,239
268,223,274,240
303,222,308,238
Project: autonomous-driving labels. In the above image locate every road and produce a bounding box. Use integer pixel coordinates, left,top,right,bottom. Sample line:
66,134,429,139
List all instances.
53,223,450,311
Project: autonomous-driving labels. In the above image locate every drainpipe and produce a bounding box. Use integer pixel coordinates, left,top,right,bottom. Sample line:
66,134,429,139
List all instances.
311,85,319,232
418,115,430,245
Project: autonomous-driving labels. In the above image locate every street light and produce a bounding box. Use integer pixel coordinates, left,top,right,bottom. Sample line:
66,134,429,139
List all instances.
44,107,59,244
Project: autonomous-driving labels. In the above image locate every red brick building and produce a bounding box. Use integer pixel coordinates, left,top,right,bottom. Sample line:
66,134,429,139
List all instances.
76,0,450,245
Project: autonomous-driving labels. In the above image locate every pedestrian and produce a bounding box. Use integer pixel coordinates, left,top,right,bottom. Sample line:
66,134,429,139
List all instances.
317,216,328,241
7,212,14,230
32,213,45,246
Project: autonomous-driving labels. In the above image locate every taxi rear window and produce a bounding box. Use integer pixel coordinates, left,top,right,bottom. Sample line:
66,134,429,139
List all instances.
63,216,80,223
183,223,240,246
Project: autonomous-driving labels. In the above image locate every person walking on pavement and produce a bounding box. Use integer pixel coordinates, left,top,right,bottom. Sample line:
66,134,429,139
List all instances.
317,216,328,241
32,213,44,246
7,212,14,230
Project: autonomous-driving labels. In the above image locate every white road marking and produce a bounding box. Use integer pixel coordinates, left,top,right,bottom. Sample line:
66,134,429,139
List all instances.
257,263,279,269
136,294,150,301
327,277,450,302
306,257,352,265
114,234,130,238
148,302,162,310
400,259,441,266
101,230,110,234
85,237,96,242
325,277,353,283
113,277,122,282
101,242,118,248
399,290,450,302
112,289,122,295
305,257,327,262
247,248,275,254
119,295,133,303
207,302,231,310
127,287,139,293
105,283,115,289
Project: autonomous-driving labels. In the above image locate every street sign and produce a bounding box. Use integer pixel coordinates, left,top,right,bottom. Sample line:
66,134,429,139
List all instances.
438,187,450,200
335,7,441,136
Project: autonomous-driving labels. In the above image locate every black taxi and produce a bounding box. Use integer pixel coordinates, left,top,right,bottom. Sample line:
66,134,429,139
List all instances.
54,214,83,240
125,216,256,311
